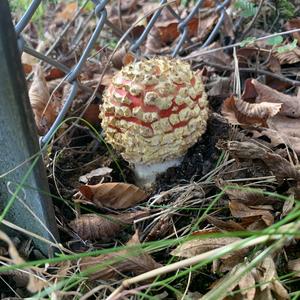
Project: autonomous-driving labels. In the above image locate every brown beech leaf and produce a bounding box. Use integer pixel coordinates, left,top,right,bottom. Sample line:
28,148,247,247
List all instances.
222,79,300,154
284,18,300,44
55,2,78,23
249,79,300,118
79,230,162,281
187,42,231,65
222,95,281,126
79,182,147,209
69,210,149,241
274,47,300,64
29,65,59,135
111,43,135,69
238,270,256,300
250,127,300,155
218,140,300,182
257,256,289,299
79,167,112,184
206,215,245,231
171,237,241,258
288,258,300,277
155,17,199,45
229,200,274,226
217,181,279,206
203,263,255,299
237,47,281,73
0,231,47,293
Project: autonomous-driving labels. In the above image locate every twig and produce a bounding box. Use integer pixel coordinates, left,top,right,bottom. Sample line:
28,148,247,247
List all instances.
194,61,300,86
184,28,300,59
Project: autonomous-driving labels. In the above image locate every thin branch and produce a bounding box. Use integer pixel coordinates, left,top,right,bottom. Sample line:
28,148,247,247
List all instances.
184,28,300,60
194,61,300,86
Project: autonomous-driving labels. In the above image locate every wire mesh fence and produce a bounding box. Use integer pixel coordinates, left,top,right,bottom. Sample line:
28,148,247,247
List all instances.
14,0,229,146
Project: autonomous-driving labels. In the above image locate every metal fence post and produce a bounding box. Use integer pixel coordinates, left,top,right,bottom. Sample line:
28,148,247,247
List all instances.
0,0,59,255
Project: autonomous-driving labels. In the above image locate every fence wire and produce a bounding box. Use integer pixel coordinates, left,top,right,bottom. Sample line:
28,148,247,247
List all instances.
14,0,229,146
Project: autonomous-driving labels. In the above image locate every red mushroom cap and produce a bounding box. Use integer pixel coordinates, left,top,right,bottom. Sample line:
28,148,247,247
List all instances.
100,57,208,165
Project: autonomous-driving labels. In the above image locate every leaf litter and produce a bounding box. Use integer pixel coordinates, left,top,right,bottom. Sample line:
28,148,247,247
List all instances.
4,0,300,299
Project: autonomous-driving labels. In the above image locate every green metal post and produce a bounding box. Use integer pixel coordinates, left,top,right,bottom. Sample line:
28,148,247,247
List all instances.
0,0,59,255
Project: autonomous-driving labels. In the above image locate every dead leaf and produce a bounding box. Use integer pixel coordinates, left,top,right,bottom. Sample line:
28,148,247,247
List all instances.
82,103,101,126
222,95,282,127
206,215,245,231
144,216,172,241
79,167,112,184
45,68,65,81
79,230,162,280
79,182,147,209
281,193,295,218
237,47,281,73
218,140,300,182
222,78,300,154
229,200,274,226
0,230,47,293
29,65,59,135
112,43,136,69
257,256,289,299
171,237,241,258
284,18,300,44
156,17,199,45
69,210,149,241
249,79,300,118
205,263,256,299
238,271,256,300
217,181,279,206
55,2,78,23
274,47,300,64
288,258,300,277
250,127,299,152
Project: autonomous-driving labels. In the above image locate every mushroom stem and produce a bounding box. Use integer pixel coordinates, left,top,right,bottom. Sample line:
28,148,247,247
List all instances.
133,157,183,188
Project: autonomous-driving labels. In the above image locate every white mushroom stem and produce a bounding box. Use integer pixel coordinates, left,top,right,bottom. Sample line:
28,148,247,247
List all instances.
133,157,184,188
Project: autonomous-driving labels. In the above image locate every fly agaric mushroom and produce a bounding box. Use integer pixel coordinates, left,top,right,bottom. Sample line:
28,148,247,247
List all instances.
100,57,208,187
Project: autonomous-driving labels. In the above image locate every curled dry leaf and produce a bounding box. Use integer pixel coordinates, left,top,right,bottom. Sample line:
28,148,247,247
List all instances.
54,2,78,23
229,200,274,226
250,127,300,155
222,95,281,126
217,181,279,206
237,47,281,73
79,230,162,281
171,237,242,258
206,215,245,231
0,231,47,293
29,65,59,135
257,256,289,299
288,258,300,277
218,140,300,182
221,79,300,154
79,167,113,184
204,263,256,300
238,270,256,300
69,210,149,241
111,43,135,69
249,79,300,118
284,18,300,44
79,182,147,209
274,47,300,64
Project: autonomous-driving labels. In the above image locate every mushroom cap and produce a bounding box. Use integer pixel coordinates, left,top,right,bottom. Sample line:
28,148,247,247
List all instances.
100,57,209,165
